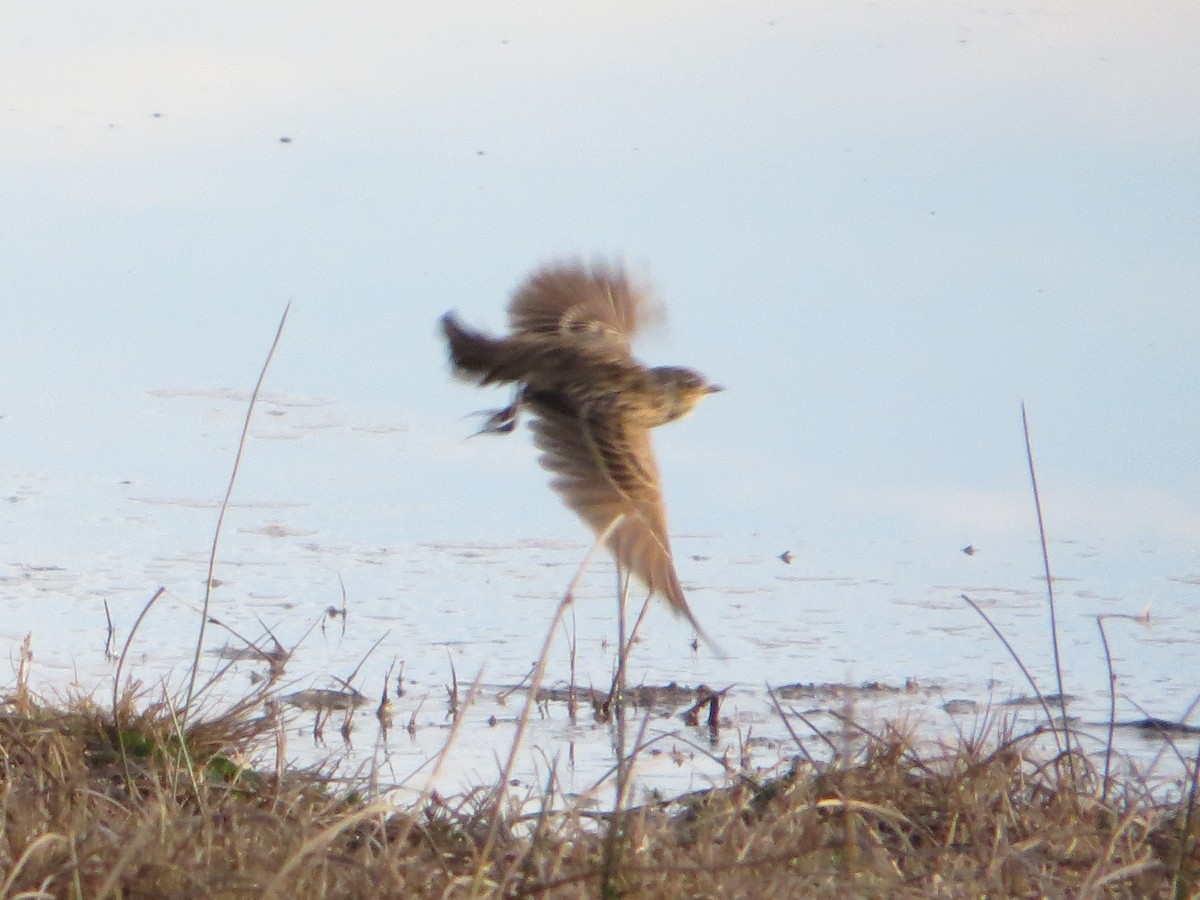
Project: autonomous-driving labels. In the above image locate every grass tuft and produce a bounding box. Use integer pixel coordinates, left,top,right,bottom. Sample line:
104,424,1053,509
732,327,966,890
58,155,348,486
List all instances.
0,678,1195,898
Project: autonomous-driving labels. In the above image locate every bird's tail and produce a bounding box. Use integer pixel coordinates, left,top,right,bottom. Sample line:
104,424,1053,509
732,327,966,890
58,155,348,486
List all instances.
442,313,504,382
442,312,562,388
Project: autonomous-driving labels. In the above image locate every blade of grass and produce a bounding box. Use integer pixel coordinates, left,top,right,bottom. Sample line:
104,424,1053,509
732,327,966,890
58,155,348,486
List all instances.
1096,614,1119,802
1021,401,1074,775
766,684,817,765
111,586,167,724
1172,742,1200,897
183,302,291,720
961,593,1063,754
472,514,623,893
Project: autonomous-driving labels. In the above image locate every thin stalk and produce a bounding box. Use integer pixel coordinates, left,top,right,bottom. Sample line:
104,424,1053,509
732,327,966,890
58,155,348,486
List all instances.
473,515,623,892
1172,742,1200,897
609,568,635,714
183,303,291,719
1096,615,1119,802
601,706,653,899
1021,401,1074,775
111,587,166,726
961,593,1063,754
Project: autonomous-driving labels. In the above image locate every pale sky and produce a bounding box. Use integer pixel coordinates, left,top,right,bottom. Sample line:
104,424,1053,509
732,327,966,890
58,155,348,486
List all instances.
3,0,1198,562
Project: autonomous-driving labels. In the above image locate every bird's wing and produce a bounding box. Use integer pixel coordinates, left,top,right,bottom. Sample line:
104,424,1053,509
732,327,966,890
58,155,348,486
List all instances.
529,399,701,632
507,262,662,350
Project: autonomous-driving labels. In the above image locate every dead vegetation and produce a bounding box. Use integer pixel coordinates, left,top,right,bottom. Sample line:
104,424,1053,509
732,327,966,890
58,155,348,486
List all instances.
0,671,1197,899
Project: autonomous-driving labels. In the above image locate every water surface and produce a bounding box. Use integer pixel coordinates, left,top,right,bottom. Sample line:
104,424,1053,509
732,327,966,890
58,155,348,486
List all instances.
2,1,1198,800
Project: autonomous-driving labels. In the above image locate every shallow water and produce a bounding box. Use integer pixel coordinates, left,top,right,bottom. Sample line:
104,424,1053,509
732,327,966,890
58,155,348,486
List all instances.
2,1,1199,803
4,385,1198,803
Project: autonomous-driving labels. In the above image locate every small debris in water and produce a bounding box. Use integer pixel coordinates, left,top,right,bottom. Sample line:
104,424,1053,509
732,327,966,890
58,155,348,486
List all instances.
1113,718,1200,737
285,688,366,711
376,679,393,732
942,699,979,715
1001,693,1075,708
775,679,930,701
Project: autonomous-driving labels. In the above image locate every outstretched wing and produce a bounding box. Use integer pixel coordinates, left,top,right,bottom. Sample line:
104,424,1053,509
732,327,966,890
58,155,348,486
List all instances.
508,262,661,351
528,397,704,634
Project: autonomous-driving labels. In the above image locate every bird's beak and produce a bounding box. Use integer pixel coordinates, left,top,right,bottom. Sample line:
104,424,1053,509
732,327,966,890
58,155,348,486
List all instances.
706,384,724,394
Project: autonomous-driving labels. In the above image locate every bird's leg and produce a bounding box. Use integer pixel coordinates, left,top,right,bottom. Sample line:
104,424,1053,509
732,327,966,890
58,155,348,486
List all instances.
479,404,519,433
470,388,525,436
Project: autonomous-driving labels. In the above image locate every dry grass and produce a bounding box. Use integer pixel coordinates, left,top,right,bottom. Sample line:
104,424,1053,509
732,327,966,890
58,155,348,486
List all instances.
1,677,1197,899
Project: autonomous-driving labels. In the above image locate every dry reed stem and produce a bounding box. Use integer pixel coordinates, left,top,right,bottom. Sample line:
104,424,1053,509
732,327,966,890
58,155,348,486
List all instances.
471,516,624,894
1021,401,1075,777
960,592,1063,752
185,302,291,717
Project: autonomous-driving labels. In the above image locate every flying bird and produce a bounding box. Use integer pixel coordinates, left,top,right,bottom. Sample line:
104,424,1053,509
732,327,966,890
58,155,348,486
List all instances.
441,262,721,648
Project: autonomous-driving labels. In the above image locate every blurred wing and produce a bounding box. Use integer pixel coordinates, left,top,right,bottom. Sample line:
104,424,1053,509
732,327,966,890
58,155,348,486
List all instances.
508,262,661,350
529,400,695,624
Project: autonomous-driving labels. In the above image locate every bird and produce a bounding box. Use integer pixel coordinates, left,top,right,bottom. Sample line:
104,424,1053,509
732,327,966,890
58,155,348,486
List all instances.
441,261,722,649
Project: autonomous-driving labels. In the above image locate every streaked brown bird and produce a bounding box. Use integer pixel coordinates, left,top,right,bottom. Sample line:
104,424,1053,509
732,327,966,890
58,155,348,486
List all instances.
441,262,721,648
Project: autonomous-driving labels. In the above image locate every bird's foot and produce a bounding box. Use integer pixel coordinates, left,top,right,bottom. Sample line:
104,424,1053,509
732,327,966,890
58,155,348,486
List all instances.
470,402,521,436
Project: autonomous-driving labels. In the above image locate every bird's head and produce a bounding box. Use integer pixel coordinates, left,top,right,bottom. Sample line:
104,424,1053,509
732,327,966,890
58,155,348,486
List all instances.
650,366,723,423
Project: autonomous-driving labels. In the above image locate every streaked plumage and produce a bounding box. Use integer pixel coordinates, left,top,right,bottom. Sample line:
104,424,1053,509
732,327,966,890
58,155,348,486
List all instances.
441,262,720,647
